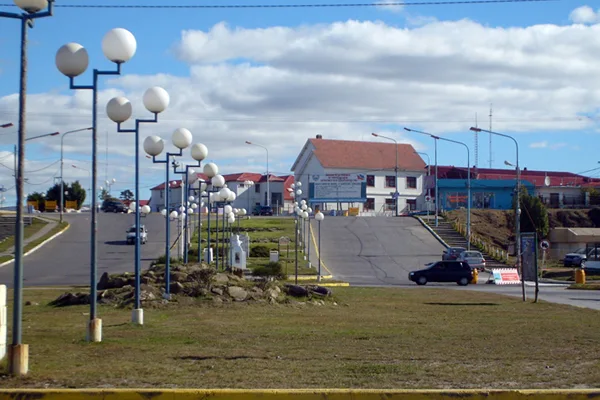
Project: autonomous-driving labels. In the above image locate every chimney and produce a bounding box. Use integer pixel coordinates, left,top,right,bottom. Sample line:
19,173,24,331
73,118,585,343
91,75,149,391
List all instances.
316,134,323,139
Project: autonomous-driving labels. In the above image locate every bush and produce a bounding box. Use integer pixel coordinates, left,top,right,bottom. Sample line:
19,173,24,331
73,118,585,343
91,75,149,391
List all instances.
250,245,270,258
252,262,286,280
153,255,181,266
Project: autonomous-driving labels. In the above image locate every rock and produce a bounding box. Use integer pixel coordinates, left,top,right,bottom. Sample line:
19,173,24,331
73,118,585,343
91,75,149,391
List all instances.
214,273,229,284
170,282,185,294
284,284,309,298
227,286,248,301
97,272,110,290
251,287,264,294
170,271,188,283
25,301,38,306
112,276,129,289
212,296,223,304
308,285,332,297
267,288,280,299
211,287,223,296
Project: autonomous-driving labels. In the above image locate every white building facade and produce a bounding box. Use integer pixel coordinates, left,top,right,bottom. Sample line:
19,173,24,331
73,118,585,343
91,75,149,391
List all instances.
291,136,427,216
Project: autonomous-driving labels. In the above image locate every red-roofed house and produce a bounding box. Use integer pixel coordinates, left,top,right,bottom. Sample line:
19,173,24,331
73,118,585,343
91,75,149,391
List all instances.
148,172,295,214
291,135,427,215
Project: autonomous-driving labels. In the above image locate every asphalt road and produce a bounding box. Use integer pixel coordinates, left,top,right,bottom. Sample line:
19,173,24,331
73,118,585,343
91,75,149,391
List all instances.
316,216,445,286
0,212,179,287
316,216,600,310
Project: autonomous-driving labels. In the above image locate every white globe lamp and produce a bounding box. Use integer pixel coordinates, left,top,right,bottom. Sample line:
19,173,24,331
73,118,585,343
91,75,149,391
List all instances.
143,86,169,114
102,28,137,63
106,96,132,123
172,128,192,150
191,143,208,162
143,135,164,157
55,42,89,77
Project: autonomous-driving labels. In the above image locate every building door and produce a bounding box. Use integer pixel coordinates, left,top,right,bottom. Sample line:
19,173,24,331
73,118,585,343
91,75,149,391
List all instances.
550,193,560,208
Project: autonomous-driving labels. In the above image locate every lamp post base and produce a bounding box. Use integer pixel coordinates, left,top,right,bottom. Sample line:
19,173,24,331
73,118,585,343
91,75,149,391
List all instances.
131,308,144,325
86,318,102,342
8,344,28,376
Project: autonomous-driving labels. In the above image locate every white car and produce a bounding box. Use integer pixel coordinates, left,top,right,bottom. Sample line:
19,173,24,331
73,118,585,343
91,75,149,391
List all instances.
126,225,147,245
457,250,486,271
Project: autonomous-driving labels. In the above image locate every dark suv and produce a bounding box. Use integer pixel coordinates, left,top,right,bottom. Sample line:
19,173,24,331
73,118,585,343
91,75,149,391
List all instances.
409,261,473,286
101,200,127,213
253,205,274,216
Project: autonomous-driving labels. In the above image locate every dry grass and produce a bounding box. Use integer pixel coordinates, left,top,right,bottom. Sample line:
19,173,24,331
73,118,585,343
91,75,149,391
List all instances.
2,287,600,389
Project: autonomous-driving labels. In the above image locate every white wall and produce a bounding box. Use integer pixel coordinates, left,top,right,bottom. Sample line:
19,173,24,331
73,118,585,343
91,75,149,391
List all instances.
292,152,425,214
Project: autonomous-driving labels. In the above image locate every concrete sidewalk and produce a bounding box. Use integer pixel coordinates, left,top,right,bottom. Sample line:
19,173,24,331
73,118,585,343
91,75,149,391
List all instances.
0,216,58,257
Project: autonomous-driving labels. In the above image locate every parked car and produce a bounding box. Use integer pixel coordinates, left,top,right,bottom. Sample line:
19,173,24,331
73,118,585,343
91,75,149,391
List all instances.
101,199,127,213
442,247,466,261
409,260,473,286
563,248,588,267
253,205,274,216
457,250,486,271
126,225,147,245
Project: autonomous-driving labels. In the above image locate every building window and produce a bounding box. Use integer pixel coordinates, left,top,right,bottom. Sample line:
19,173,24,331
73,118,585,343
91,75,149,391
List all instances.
365,198,375,211
366,175,375,187
255,183,260,193
385,198,395,211
406,177,417,189
407,199,416,211
160,190,163,199
385,176,396,188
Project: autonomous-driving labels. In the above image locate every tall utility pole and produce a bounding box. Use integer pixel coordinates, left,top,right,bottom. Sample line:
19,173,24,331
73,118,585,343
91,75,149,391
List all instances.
489,104,493,168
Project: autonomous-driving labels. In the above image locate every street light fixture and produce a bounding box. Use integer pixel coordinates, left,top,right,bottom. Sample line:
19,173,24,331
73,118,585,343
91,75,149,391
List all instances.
60,127,93,222
2,0,55,376
0,123,14,129
471,126,523,301
56,27,137,343
144,129,193,298
244,180,255,215
372,132,399,217
245,141,270,207
107,86,169,325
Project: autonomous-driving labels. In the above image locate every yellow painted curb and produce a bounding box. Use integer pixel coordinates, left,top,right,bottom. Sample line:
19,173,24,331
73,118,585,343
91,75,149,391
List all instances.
309,221,332,276
0,389,600,399
287,275,333,281
318,282,350,287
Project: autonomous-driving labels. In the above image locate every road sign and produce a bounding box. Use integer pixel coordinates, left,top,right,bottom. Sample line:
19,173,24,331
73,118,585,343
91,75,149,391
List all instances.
392,191,399,200
425,195,431,202
540,240,550,250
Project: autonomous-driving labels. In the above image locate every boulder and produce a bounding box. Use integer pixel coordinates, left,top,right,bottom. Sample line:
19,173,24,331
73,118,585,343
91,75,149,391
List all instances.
170,271,188,283
227,286,248,301
214,273,229,284
211,287,223,296
284,284,309,298
97,272,110,290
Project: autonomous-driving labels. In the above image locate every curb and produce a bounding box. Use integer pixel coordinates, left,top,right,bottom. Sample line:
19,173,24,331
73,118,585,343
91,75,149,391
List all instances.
287,275,333,281
414,216,448,248
0,222,70,268
318,282,350,287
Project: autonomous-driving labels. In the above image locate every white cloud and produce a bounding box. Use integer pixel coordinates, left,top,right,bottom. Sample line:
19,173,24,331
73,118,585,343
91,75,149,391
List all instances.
529,141,548,148
569,6,599,24
2,16,600,203
550,142,568,150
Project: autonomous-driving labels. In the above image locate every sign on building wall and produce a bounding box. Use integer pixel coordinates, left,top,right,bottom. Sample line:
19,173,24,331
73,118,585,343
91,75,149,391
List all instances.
308,173,367,203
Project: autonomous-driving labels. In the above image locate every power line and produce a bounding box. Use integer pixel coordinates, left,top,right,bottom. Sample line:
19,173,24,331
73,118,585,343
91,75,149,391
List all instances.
0,0,558,9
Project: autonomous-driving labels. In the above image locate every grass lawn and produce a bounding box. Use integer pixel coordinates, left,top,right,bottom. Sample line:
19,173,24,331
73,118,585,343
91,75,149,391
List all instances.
0,222,68,263
188,217,316,275
3,287,600,388
0,218,48,253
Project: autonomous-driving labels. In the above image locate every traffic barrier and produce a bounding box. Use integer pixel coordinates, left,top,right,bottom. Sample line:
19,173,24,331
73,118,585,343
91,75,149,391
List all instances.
0,389,599,399
491,268,521,285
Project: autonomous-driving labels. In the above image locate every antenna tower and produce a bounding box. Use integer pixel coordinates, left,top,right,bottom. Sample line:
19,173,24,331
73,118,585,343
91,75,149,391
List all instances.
489,104,493,168
474,112,478,168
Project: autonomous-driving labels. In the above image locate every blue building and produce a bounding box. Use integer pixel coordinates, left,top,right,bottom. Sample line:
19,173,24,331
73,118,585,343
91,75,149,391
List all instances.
437,179,535,211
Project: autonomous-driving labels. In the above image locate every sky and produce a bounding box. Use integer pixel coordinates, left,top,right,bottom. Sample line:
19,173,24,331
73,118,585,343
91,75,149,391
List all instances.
0,0,599,206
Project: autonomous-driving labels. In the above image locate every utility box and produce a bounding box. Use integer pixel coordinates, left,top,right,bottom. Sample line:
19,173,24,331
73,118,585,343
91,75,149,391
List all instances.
230,235,247,270
270,250,279,262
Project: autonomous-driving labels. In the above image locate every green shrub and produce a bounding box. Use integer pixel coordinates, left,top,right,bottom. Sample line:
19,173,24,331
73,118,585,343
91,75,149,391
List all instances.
250,245,270,258
252,262,286,280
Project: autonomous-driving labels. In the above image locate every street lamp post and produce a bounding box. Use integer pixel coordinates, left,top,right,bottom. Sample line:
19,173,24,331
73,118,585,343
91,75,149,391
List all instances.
56,27,137,343
1,0,55,375
315,211,325,281
171,143,209,264
470,127,523,300
71,164,90,194
415,151,432,217
203,163,221,264
372,133,399,217
107,87,169,325
404,128,440,227
405,128,471,250
144,129,193,298
245,141,270,207
60,127,93,222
